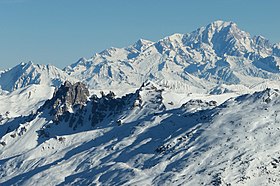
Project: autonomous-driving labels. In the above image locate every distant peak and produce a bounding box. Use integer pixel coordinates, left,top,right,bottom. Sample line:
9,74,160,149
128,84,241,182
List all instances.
79,57,87,61
252,35,271,48
76,57,87,64
164,33,184,41
205,20,238,33
209,20,236,27
18,61,57,70
136,38,152,44
133,38,153,51
20,61,33,67
253,35,266,40
99,47,120,56
68,57,87,68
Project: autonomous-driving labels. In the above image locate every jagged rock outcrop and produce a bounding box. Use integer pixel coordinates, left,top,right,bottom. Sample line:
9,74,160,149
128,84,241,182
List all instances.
38,81,140,133
181,99,217,113
41,81,89,122
37,81,165,136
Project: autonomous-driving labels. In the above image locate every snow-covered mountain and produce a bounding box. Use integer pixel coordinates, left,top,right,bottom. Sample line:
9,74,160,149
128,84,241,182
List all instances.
0,62,77,92
1,20,280,186
1,81,280,185
1,20,280,95
64,20,280,94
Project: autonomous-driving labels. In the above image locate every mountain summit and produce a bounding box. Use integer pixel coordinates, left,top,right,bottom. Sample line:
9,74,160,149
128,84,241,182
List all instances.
1,21,280,94
186,20,253,56
64,20,280,93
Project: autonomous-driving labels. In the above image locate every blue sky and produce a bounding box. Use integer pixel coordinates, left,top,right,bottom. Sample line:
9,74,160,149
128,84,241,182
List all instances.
0,0,280,69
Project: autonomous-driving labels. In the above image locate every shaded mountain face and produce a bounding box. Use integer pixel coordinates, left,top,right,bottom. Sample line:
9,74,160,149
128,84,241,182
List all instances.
64,20,280,93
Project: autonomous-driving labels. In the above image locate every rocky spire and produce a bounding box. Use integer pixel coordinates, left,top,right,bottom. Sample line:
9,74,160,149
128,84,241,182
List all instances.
41,81,89,122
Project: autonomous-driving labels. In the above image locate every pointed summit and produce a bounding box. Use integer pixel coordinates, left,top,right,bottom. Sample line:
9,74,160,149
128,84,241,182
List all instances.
42,81,89,122
133,38,153,51
202,20,246,42
185,20,252,56
207,20,236,31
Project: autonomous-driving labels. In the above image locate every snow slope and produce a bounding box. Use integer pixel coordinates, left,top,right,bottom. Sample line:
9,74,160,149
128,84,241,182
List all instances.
0,84,54,118
0,62,77,92
1,82,280,185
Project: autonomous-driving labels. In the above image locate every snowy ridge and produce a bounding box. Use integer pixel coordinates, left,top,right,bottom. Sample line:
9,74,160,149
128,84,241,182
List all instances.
0,62,77,92
1,20,280,94
1,83,280,185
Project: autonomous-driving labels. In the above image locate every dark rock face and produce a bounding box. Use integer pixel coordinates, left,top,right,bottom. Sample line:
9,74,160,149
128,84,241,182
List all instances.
41,81,89,122
38,80,140,134
38,82,167,138
52,81,89,107
181,99,217,113
89,91,137,126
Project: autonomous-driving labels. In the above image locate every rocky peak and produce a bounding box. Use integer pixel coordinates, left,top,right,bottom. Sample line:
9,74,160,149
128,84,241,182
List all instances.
54,81,89,107
231,88,280,105
42,81,89,121
39,87,138,133
181,99,217,113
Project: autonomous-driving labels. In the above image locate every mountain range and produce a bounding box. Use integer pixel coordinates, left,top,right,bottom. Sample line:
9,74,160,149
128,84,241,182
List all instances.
2,20,280,94
1,20,280,185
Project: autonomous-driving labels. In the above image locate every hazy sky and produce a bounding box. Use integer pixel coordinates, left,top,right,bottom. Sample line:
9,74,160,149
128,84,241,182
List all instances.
0,0,279,69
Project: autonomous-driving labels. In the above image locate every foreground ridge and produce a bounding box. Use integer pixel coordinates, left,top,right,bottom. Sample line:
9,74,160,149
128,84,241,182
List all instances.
1,82,280,185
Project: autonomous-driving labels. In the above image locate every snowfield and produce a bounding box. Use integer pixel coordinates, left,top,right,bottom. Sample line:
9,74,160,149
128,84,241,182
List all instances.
1,20,280,185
